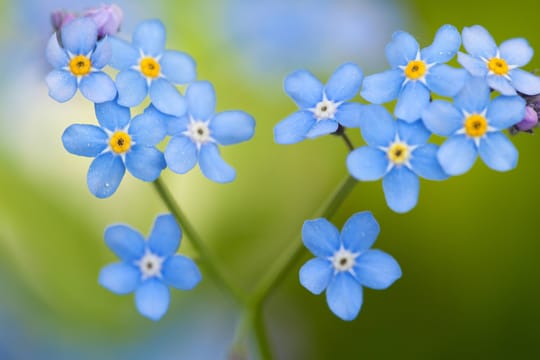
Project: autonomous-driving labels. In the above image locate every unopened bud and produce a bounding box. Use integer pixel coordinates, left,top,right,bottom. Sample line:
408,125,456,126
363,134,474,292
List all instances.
83,4,123,38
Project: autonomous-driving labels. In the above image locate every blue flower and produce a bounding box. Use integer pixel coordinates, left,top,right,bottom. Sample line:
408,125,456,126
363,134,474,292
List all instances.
274,62,365,144
99,214,202,321
62,100,167,198
299,212,401,321
347,105,448,213
458,25,540,96
361,24,467,122
422,77,526,176
109,19,196,116
163,81,255,183
45,17,116,103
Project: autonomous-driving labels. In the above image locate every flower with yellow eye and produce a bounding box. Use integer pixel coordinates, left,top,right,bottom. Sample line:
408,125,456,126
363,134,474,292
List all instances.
458,25,540,96
361,24,467,123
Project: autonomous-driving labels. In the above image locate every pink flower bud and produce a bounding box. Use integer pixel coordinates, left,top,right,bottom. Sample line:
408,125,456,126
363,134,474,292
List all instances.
51,10,76,32
515,105,539,131
83,4,123,38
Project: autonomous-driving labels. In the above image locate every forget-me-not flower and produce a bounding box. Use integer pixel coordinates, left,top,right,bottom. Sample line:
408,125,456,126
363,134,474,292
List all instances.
347,105,448,213
109,19,196,116
361,24,467,122
62,100,167,198
299,211,401,321
46,17,116,103
99,214,201,321
458,25,540,96
274,62,365,144
422,77,525,176
163,81,255,183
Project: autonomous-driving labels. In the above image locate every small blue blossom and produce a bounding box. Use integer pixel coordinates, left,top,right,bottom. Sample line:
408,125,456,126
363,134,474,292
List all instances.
62,100,167,198
422,77,526,176
109,19,196,116
347,105,448,213
458,25,540,96
274,62,365,144
99,214,202,321
45,17,116,103
299,212,401,321
162,81,256,183
361,24,467,122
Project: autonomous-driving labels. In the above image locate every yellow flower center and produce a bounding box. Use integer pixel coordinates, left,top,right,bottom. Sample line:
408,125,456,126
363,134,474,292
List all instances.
69,55,92,76
487,57,509,76
464,114,488,137
404,60,426,80
387,142,410,165
140,57,160,78
109,131,132,154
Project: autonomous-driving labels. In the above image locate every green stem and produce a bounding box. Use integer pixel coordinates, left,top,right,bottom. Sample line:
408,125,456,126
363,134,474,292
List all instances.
153,178,245,304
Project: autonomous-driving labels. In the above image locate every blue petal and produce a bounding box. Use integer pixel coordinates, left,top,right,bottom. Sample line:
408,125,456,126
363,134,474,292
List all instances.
353,250,402,290
199,143,235,183
46,34,67,68
422,100,463,136
347,147,388,181
334,103,366,128
437,135,477,176
90,38,112,69
115,70,148,107
421,24,461,64
358,105,396,147
455,77,491,113
162,255,202,290
360,70,403,104
299,258,333,295
510,69,540,96
397,119,430,145
130,112,167,146
62,124,108,157
410,144,448,180
125,146,165,181
462,25,497,59
150,78,187,117
109,36,138,69
145,105,188,136
79,72,117,103
164,136,198,174
210,111,255,145
284,70,323,109
95,101,131,132
61,18,97,55
104,224,146,262
500,38,533,67
426,65,467,97
394,81,430,123
148,214,181,257
135,279,170,321
382,166,419,213
340,212,380,252
274,111,316,144
302,218,340,258
45,70,77,103
186,81,215,120
305,120,339,138
487,95,526,129
326,272,363,321
487,75,516,95
160,50,197,84
478,132,518,172
99,263,140,295
385,31,419,68
457,52,488,76
133,19,166,56
87,152,126,198
324,62,363,102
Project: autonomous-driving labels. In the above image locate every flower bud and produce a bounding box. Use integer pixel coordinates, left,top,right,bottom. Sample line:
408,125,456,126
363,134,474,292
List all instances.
515,105,539,132
83,4,123,38
51,10,76,32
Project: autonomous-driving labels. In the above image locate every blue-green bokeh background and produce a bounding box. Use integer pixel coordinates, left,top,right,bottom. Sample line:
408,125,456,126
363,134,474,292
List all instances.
1,0,540,358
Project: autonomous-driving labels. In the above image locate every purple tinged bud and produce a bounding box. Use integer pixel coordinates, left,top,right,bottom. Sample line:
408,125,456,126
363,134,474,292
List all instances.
83,4,123,38
51,10,76,32
515,105,539,131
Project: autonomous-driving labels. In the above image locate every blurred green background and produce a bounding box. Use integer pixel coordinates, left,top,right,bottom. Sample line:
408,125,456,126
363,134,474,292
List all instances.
1,0,540,359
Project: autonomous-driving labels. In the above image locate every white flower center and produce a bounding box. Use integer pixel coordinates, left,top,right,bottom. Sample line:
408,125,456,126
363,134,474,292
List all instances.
313,98,338,121
137,251,164,280
331,248,357,272
184,119,213,149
